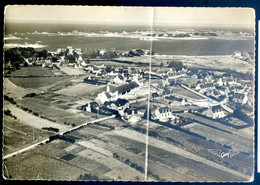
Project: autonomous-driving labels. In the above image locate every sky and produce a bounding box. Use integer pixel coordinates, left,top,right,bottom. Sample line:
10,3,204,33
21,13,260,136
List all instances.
4,5,255,27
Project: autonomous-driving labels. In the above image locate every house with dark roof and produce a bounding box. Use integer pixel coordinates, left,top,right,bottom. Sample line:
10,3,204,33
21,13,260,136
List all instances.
96,80,139,104
195,83,215,93
152,92,160,98
202,105,225,119
232,92,248,104
154,107,175,122
105,98,129,116
113,75,125,84
82,102,99,113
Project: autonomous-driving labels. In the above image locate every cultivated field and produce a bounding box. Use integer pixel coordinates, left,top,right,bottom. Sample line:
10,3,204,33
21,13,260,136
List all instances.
3,115,52,155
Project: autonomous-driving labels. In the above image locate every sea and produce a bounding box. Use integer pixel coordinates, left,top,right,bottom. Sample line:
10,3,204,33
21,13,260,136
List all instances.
4,22,255,56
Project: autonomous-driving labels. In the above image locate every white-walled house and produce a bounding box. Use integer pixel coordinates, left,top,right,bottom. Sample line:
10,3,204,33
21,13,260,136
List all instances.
154,107,175,122
203,105,225,119
232,92,248,105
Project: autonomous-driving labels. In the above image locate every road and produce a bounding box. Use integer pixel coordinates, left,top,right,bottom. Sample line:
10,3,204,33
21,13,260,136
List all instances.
3,115,116,160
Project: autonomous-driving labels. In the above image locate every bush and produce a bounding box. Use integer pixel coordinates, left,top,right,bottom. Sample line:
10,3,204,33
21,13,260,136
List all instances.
77,173,99,180
4,109,11,115
4,95,16,104
24,93,37,98
168,61,184,71
42,127,59,132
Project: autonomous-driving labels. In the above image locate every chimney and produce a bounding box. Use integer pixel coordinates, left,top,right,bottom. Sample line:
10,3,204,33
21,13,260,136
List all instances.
107,85,110,92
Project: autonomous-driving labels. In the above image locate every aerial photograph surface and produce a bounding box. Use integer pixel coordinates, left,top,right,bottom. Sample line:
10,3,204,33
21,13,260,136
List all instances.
3,6,255,182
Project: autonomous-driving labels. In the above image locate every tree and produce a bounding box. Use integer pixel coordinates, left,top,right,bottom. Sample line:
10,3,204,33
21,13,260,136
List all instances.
66,54,76,63
168,60,184,71
4,109,11,115
160,62,163,68
35,50,48,59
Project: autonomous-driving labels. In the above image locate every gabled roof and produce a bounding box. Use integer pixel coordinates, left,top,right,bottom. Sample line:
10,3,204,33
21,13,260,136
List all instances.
211,105,223,113
233,93,245,99
116,75,124,80
105,92,112,98
158,107,171,113
114,98,129,107
199,83,214,89
93,66,99,71
116,81,139,94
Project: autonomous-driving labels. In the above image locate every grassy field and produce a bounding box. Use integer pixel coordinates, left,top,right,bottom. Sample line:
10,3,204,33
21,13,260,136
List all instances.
5,101,70,132
168,86,204,100
59,66,85,75
4,78,42,99
183,122,253,153
55,82,104,98
9,76,82,91
9,66,55,77
16,96,98,126
3,115,52,155
151,55,254,73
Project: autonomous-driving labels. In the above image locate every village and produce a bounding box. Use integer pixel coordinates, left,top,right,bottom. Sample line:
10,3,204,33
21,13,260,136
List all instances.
3,45,254,181
21,46,253,127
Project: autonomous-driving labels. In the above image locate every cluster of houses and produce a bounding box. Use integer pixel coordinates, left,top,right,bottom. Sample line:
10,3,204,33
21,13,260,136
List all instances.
81,61,251,124
232,51,254,64
38,46,250,124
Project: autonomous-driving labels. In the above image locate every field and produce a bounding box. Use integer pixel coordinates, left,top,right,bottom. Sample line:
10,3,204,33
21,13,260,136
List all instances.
9,66,55,77
183,122,253,153
9,76,83,91
55,82,104,98
4,78,42,99
5,101,70,132
59,66,85,75
168,86,204,100
3,115,52,155
151,55,254,73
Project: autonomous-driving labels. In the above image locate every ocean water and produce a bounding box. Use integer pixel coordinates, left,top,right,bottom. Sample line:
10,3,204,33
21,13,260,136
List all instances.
4,22,255,56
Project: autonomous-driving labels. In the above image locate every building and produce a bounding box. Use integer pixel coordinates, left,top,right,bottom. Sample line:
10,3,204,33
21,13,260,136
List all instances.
82,102,99,112
154,107,175,122
152,92,160,98
195,83,215,93
105,98,129,116
203,105,225,119
232,92,248,105
96,80,140,104
113,75,125,85
123,108,138,119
